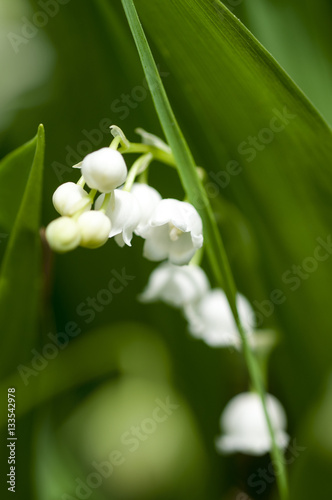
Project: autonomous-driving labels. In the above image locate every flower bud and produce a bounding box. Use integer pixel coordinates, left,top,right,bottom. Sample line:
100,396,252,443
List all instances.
77,211,112,249
52,182,91,216
81,148,127,193
45,217,81,253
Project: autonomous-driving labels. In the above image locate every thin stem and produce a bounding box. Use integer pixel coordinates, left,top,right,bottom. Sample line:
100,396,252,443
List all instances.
119,142,176,167
99,192,112,213
123,153,153,192
110,135,122,150
120,1,288,498
76,175,85,188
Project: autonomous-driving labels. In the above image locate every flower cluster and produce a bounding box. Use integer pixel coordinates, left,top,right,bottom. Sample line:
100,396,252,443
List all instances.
46,126,289,458
45,133,203,264
139,235,289,456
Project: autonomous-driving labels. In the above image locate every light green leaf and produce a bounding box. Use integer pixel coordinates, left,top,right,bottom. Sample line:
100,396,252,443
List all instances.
122,0,332,405
0,125,45,378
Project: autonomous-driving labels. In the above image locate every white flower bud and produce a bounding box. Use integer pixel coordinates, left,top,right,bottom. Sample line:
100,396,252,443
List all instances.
77,211,111,249
130,183,162,236
52,182,91,216
216,392,289,456
45,217,81,253
81,148,127,193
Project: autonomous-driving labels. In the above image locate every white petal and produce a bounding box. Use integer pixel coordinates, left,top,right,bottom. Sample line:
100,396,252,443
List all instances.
185,289,254,348
139,263,210,307
96,190,141,246
143,226,171,261
130,183,162,235
168,232,197,265
150,199,193,231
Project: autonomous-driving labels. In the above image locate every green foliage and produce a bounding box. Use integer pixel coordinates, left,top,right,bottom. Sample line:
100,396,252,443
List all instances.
0,125,45,377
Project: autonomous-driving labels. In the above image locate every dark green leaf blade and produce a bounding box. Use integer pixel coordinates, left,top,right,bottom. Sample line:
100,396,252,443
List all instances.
0,125,45,378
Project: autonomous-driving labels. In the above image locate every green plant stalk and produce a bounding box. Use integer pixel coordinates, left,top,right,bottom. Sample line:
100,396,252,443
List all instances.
120,142,176,167
120,1,288,498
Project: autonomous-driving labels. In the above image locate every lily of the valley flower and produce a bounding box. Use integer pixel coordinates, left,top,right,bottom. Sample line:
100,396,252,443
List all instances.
130,183,162,236
81,148,128,193
45,217,81,253
141,199,203,265
184,289,254,348
52,182,91,216
139,262,210,308
95,190,141,247
77,211,112,249
215,392,289,456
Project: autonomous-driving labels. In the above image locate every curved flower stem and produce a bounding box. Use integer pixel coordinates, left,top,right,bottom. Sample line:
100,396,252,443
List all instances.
119,142,176,167
120,1,289,499
123,152,153,192
110,135,122,150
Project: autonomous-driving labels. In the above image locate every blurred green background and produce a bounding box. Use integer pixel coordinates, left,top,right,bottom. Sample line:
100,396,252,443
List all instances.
1,0,332,499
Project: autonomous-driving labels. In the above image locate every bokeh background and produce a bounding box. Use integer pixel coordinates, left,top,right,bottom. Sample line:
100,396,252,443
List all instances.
1,0,332,499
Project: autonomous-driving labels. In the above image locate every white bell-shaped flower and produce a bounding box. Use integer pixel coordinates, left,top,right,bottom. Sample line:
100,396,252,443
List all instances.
139,262,210,308
141,199,203,265
216,392,289,456
95,190,141,247
52,182,91,216
130,183,162,236
81,148,127,193
184,289,254,348
45,217,81,253
77,211,112,249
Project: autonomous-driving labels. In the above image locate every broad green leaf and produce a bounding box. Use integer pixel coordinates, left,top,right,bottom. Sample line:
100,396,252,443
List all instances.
123,0,332,408
0,125,45,378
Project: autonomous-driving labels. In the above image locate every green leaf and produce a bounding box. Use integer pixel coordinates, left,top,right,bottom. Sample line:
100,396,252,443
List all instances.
0,125,45,378
116,0,332,409
0,136,42,234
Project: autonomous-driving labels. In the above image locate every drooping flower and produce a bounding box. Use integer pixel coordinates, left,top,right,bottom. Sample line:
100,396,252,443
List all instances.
95,190,141,247
130,183,162,236
184,289,254,348
141,199,203,265
52,182,91,216
81,148,127,193
215,392,289,456
77,211,112,249
139,262,210,308
45,217,81,253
